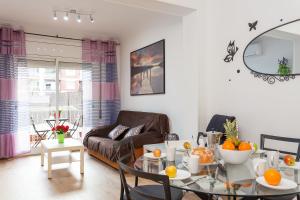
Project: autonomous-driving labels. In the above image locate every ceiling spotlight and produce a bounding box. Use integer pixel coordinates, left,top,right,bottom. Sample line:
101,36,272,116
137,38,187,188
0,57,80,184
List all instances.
90,15,94,23
63,12,69,21
77,14,81,23
53,11,58,20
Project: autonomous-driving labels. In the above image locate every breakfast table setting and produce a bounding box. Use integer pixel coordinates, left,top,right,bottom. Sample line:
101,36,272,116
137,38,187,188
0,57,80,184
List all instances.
132,120,300,199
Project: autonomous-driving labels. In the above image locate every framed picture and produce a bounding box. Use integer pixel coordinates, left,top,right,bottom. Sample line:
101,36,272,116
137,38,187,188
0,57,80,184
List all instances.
130,39,165,96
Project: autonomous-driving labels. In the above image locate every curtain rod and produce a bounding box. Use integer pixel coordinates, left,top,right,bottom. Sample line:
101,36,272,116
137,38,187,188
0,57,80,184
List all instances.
25,32,120,45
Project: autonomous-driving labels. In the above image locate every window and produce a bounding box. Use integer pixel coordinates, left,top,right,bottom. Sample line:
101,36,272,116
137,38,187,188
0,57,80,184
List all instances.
28,60,83,144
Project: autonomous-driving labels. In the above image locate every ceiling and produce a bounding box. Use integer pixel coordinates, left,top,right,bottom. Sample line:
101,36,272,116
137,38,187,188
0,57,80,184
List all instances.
0,0,191,40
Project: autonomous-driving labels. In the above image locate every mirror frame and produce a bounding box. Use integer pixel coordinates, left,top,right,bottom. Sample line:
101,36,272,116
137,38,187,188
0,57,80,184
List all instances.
243,19,300,83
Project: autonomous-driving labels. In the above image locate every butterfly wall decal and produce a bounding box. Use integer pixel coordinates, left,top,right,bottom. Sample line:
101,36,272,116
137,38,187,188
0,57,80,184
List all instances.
224,40,239,63
248,20,258,31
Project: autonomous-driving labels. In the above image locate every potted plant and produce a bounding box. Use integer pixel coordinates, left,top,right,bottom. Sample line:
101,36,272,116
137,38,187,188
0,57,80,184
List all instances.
277,57,290,76
52,125,69,144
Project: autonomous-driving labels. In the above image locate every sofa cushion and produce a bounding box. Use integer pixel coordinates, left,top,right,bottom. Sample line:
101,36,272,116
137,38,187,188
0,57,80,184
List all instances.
97,138,119,160
88,136,119,160
108,125,129,140
87,136,103,152
124,124,144,139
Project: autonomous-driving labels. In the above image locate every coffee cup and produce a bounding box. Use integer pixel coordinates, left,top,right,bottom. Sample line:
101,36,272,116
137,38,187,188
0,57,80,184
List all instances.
183,155,200,174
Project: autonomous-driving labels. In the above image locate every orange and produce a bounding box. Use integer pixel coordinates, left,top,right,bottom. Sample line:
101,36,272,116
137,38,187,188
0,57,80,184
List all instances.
224,139,233,144
153,149,161,157
284,155,295,166
264,168,281,186
222,141,235,150
165,165,177,178
183,142,191,150
238,142,252,151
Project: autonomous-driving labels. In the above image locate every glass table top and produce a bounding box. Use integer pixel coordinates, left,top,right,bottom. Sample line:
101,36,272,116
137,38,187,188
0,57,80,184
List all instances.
133,154,300,198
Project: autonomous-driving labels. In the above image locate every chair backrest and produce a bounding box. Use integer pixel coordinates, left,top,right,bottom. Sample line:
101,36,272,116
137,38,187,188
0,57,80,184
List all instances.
197,114,236,145
30,117,38,132
70,115,81,135
206,114,236,133
118,154,172,200
260,134,300,161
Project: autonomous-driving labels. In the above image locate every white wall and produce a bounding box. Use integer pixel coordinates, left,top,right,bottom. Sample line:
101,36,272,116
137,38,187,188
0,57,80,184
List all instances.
199,0,300,145
120,13,200,139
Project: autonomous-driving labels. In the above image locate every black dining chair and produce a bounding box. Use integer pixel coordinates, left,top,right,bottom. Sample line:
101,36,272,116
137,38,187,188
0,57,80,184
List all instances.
260,134,300,200
197,114,236,146
260,134,300,161
118,138,142,200
118,153,184,200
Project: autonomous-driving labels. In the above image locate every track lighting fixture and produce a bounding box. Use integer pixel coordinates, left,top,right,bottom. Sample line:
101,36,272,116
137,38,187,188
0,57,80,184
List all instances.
77,14,81,23
53,11,58,20
90,15,94,23
63,12,69,21
53,9,94,24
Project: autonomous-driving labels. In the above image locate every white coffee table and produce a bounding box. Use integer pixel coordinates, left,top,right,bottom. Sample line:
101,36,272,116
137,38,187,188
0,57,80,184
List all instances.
41,138,84,179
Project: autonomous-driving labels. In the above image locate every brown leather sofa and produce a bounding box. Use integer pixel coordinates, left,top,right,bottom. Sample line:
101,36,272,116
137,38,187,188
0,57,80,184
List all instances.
83,110,170,169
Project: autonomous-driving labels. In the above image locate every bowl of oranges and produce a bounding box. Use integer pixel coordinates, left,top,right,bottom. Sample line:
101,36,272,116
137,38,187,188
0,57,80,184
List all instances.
219,141,253,164
218,119,254,164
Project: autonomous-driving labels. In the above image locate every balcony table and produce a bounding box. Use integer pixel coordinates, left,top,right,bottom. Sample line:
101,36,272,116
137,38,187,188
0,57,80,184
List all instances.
133,153,300,200
45,118,69,129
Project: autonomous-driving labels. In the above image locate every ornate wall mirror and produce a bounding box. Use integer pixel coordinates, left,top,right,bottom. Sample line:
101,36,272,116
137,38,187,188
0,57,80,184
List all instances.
243,19,300,83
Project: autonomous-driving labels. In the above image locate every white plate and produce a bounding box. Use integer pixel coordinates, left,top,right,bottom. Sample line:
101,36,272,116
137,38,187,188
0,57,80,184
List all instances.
280,161,300,170
144,152,166,159
256,176,297,190
159,169,191,181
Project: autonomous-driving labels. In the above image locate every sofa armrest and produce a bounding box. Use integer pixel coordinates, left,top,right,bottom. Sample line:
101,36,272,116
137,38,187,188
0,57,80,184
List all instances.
114,131,163,150
83,124,116,147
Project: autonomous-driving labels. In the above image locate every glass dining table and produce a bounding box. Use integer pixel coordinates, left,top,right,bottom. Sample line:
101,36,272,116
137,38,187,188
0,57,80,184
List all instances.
133,152,300,199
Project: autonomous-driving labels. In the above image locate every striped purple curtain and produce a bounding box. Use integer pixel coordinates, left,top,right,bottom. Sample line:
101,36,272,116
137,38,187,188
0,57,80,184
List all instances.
0,26,29,158
82,40,120,129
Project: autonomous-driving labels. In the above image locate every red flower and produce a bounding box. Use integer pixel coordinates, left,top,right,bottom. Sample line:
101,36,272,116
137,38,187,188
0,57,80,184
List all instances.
53,125,69,133
65,125,69,132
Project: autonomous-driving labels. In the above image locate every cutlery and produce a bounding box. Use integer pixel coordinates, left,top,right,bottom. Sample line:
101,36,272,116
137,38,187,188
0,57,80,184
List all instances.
181,176,207,186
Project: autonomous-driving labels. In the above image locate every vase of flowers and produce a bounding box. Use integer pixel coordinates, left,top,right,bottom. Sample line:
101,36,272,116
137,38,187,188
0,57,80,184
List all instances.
52,125,69,144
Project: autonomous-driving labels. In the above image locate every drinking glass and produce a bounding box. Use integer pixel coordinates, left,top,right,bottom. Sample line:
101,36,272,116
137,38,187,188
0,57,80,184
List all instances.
267,151,280,169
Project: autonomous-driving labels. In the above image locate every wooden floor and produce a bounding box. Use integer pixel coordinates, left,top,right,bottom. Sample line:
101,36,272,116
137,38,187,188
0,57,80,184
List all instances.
0,153,200,200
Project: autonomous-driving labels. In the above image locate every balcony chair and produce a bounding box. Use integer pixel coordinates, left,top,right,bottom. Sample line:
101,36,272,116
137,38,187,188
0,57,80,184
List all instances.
69,115,82,138
30,117,50,147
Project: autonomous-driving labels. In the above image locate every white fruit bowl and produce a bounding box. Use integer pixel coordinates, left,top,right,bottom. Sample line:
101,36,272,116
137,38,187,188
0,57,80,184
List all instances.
218,145,253,164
